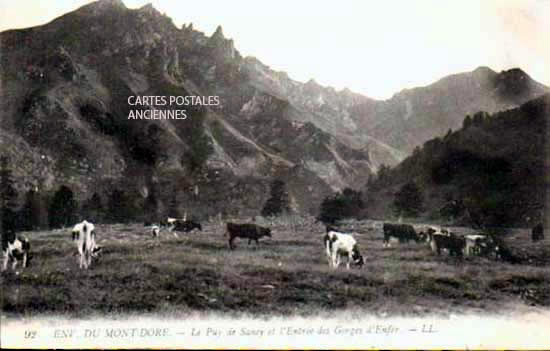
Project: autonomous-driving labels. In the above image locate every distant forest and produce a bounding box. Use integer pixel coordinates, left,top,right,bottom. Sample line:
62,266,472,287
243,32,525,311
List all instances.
364,94,549,228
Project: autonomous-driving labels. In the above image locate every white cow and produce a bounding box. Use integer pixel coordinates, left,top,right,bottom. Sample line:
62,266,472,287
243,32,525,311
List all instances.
324,230,364,269
71,220,99,269
2,235,30,271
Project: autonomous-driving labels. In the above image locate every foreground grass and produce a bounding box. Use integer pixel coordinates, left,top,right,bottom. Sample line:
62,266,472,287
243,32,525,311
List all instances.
1,219,549,318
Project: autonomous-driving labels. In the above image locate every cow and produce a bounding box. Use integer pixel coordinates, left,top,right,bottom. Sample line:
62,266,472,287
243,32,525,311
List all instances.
172,220,202,233
160,217,198,238
226,222,272,250
464,234,497,257
382,223,420,247
532,223,544,242
324,230,364,269
430,232,466,257
151,225,160,238
2,233,31,272
493,242,521,264
71,220,100,269
464,234,486,256
160,217,179,230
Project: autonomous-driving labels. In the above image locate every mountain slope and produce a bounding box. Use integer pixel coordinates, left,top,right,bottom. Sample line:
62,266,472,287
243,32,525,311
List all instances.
1,0,547,220
0,0,371,218
364,94,550,227
245,58,548,159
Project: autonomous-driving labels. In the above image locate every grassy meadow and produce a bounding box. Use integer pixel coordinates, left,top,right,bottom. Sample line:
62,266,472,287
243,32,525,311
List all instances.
1,217,549,319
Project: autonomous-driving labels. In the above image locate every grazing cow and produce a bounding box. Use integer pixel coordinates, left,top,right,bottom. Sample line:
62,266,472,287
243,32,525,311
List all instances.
532,223,544,242
324,230,364,269
151,225,160,238
464,234,497,257
160,217,178,229
71,220,99,269
226,222,271,250
464,234,487,256
415,225,441,243
172,220,202,233
160,217,195,238
493,242,521,264
431,232,465,257
382,223,420,247
2,233,30,272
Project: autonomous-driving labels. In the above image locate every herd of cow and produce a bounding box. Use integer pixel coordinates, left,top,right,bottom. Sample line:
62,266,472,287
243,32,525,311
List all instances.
1,216,545,272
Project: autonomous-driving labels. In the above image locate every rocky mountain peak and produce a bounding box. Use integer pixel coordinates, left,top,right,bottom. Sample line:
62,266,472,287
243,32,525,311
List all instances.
305,78,319,87
492,67,545,102
211,25,225,40
84,0,126,14
138,2,161,16
96,0,126,8
206,25,237,59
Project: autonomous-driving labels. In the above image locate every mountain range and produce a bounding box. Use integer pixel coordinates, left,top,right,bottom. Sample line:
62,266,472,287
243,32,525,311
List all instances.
0,0,547,219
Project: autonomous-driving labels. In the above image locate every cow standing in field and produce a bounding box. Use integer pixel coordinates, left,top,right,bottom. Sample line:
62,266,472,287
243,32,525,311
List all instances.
416,225,443,243
172,220,202,234
151,225,160,238
464,234,486,256
431,232,466,257
72,220,100,269
226,222,272,250
2,232,30,272
324,229,364,269
464,234,496,257
532,223,544,242
382,223,420,247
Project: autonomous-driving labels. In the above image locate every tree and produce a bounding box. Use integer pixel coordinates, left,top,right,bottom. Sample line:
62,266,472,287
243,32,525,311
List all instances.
373,164,391,189
182,108,213,172
393,181,423,217
472,111,488,126
107,189,136,223
19,188,46,230
462,114,472,129
167,191,181,218
143,187,160,223
49,185,78,229
0,156,19,237
81,193,104,223
261,179,291,217
318,188,364,224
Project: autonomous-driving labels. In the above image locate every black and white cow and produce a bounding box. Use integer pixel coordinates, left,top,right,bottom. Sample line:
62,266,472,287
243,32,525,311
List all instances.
464,234,497,257
382,223,420,247
150,225,160,238
2,233,30,272
324,229,364,269
226,222,272,250
464,234,486,256
173,220,202,234
71,220,100,269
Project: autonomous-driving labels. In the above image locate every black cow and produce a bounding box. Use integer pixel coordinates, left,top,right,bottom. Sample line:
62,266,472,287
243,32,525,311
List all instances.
532,223,544,242
382,223,420,247
226,222,272,250
173,220,202,233
431,233,466,257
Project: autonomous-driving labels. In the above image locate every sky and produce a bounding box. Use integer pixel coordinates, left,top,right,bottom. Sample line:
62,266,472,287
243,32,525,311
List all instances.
0,0,548,100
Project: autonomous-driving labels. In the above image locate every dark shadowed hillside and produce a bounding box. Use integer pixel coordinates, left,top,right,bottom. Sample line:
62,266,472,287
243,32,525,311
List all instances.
364,94,550,227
